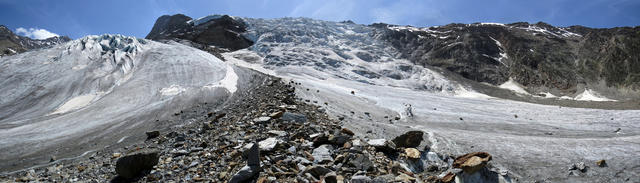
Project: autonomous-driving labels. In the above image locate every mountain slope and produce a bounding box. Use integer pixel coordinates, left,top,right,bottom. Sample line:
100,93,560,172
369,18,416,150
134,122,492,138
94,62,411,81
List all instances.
375,22,640,98
0,25,70,57
146,14,640,101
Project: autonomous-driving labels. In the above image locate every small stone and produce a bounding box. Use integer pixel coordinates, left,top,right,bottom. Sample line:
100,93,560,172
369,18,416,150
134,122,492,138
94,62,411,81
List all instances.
304,165,332,179
281,112,307,123
596,159,607,167
348,154,373,171
350,175,371,183
253,116,271,123
312,145,334,164
404,148,420,159
269,111,284,118
395,173,415,182
145,131,160,140
575,162,588,172
340,128,355,136
112,152,122,159
440,172,456,183
268,130,288,137
258,137,279,151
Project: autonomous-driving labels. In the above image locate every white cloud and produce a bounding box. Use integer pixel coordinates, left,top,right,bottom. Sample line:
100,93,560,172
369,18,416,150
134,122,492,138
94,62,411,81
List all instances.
15,27,59,40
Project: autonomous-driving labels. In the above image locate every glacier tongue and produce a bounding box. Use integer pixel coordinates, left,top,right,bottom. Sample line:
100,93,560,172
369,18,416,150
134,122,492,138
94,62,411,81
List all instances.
0,35,243,171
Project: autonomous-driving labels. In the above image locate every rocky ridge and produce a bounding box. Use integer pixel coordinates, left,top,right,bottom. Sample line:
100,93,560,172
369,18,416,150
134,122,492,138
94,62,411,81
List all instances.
0,25,71,57
0,77,512,182
374,22,640,98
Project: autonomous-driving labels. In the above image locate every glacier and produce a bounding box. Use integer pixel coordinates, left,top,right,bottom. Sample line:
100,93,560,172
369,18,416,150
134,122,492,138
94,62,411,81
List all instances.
0,34,247,172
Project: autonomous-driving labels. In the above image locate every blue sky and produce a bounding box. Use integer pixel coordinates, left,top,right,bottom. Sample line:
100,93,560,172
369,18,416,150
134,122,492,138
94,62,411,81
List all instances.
1,0,638,39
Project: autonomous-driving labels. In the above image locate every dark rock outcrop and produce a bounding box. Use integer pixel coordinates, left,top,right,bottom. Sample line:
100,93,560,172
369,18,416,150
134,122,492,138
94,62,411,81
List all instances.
145,14,253,53
372,22,640,95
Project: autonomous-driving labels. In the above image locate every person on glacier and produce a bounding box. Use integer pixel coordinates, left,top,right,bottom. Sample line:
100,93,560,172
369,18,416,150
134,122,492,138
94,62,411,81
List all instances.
404,103,413,118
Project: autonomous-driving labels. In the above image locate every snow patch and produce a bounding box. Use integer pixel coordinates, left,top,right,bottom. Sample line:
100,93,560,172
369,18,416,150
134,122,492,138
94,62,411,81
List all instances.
160,85,186,96
51,94,97,114
187,14,234,26
203,64,238,93
574,89,616,102
455,87,493,99
499,78,529,95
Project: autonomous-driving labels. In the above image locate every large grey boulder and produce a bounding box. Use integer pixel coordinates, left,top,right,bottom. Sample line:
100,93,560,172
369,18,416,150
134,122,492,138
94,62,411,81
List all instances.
115,149,160,179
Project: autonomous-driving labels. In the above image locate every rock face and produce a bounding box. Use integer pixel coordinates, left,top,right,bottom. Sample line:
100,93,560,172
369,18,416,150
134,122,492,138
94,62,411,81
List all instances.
145,14,253,52
115,149,159,179
0,25,70,57
373,22,640,94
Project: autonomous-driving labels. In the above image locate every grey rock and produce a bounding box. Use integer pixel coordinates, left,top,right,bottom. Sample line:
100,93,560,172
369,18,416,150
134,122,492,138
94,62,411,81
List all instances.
115,149,159,179
145,131,160,139
230,143,260,183
304,165,332,179
312,144,334,164
351,175,372,183
258,137,279,151
348,154,373,171
392,131,424,148
281,112,307,123
253,116,271,123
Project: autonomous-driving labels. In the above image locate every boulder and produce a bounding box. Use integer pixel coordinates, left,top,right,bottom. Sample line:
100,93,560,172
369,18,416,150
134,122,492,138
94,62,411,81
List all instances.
453,152,492,174
145,131,160,140
392,131,423,148
115,149,160,179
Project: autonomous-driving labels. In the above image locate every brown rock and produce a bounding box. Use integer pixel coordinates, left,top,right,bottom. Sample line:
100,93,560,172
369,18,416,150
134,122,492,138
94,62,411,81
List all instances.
453,152,492,174
341,128,355,136
404,148,420,159
440,172,456,183
596,159,607,167
269,111,284,118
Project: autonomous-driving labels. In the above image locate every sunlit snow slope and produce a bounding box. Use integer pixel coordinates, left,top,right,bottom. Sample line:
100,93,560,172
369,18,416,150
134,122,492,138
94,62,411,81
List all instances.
0,35,240,171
